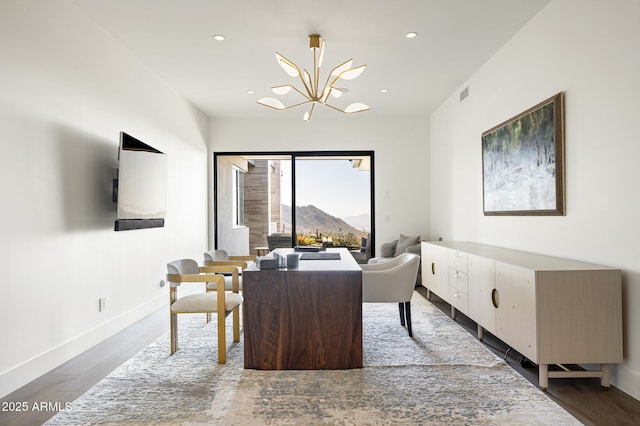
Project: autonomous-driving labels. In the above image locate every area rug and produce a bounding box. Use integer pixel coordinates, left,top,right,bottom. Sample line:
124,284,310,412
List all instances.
46,293,580,425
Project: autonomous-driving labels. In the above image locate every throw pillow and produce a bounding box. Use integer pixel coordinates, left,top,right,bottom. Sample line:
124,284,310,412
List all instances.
394,234,420,256
380,240,398,258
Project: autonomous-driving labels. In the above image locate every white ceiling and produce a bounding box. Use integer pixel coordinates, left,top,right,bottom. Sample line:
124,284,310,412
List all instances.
73,0,549,120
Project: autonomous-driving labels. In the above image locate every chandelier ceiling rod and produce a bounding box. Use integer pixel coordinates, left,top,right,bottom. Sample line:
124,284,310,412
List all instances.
257,34,370,121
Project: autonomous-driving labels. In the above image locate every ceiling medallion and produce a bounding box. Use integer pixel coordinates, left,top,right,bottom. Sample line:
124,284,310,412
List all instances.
257,34,369,121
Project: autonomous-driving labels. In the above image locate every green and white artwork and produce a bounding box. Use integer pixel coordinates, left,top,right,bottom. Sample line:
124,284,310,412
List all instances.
482,93,565,215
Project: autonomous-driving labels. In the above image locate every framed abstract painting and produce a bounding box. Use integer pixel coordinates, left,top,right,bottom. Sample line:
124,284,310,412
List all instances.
482,92,565,216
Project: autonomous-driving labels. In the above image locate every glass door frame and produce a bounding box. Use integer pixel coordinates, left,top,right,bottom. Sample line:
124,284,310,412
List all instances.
213,150,375,256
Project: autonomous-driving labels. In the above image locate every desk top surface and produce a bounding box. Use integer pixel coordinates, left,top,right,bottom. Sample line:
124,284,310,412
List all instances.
246,247,362,272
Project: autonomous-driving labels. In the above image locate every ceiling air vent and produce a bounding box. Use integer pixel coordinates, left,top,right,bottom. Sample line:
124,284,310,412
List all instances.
459,86,469,102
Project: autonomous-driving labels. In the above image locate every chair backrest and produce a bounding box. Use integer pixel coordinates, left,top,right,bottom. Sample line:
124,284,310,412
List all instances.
363,233,372,254
362,253,420,303
167,259,199,275
204,250,230,262
267,234,293,250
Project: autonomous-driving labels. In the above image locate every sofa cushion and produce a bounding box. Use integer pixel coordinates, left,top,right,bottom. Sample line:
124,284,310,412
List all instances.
394,234,420,256
379,240,398,258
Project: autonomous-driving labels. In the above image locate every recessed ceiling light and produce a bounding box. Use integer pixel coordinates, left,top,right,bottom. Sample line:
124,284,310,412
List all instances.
405,32,418,39
380,88,389,93
247,90,255,94
213,34,225,41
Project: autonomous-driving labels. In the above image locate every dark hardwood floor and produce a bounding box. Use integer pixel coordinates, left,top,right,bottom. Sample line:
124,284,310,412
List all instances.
0,308,168,426
2,290,640,425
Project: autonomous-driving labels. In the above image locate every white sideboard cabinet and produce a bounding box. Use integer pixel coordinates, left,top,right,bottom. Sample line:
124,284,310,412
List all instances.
421,241,623,390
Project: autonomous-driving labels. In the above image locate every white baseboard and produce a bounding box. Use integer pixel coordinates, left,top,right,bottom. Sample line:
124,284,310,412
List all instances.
0,293,167,399
612,363,640,402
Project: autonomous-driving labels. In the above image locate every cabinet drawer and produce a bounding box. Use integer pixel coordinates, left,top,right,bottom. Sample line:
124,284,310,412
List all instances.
448,250,468,272
448,286,469,314
448,268,468,293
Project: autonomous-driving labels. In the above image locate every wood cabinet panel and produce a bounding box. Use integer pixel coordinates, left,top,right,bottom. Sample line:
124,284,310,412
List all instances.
495,262,537,362
421,242,449,300
536,270,623,364
468,254,496,335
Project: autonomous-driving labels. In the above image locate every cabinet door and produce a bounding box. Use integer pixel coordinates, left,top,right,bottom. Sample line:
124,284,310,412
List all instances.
468,254,496,335
495,262,537,362
421,242,449,301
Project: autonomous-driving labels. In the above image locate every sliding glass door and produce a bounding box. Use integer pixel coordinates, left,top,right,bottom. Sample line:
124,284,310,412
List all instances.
214,151,374,256
292,156,371,249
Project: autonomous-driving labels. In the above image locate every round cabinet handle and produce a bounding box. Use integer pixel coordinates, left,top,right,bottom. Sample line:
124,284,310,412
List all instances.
491,288,499,308
431,262,436,275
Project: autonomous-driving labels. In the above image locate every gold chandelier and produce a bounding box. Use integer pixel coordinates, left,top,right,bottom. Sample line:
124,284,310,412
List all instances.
257,34,369,121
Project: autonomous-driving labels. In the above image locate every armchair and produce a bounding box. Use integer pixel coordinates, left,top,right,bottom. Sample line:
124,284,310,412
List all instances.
368,234,421,285
166,259,243,363
361,253,421,337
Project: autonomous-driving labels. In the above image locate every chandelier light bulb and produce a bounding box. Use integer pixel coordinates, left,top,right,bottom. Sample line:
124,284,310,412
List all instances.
257,97,286,110
272,85,293,95
344,103,370,113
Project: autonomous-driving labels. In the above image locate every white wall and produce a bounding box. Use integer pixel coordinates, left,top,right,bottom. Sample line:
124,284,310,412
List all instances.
209,116,430,254
430,0,640,399
215,156,251,254
0,0,209,397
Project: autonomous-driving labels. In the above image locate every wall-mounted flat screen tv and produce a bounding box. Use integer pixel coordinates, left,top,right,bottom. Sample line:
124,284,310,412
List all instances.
114,132,167,231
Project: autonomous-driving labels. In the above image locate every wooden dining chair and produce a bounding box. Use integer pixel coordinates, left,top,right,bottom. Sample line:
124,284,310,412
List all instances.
166,259,243,363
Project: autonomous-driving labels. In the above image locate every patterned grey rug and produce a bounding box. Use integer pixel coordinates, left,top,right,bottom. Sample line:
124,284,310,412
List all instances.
46,293,580,425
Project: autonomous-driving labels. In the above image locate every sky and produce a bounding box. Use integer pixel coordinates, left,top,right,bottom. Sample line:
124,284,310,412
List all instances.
280,159,370,219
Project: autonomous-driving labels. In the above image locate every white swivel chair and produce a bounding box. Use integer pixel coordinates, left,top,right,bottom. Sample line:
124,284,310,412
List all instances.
360,252,421,337
166,259,243,363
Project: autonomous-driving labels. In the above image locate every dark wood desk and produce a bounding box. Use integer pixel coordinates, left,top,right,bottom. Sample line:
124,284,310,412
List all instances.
243,248,362,370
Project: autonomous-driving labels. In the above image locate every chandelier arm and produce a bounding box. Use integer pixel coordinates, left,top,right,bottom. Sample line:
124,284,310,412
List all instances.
318,73,341,104
297,73,314,99
257,99,313,111
289,85,312,101
281,99,313,110
307,102,316,121
323,102,347,114
313,47,319,98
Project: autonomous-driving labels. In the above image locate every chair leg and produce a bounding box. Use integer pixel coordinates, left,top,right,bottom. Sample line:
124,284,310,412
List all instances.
217,309,226,364
233,307,240,343
405,301,413,338
399,303,406,326
170,312,178,355
170,287,178,355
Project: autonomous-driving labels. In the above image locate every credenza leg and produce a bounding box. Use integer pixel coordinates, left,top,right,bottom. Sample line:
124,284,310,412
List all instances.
477,324,484,341
539,363,549,391
451,305,457,320
601,364,611,389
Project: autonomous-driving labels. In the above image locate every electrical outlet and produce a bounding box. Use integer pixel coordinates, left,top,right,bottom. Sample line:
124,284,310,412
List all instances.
99,297,106,312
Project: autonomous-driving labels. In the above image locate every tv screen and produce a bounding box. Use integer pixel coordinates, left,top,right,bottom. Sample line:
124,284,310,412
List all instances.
114,132,167,231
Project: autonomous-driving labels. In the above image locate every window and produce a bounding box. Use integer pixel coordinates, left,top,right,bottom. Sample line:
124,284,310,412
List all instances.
232,166,245,227
214,151,374,256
